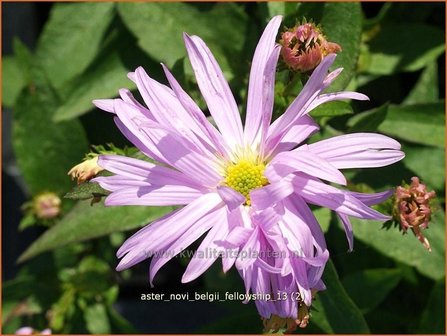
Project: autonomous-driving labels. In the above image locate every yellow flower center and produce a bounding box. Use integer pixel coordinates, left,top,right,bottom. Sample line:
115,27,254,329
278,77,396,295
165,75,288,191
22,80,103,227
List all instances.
224,159,268,206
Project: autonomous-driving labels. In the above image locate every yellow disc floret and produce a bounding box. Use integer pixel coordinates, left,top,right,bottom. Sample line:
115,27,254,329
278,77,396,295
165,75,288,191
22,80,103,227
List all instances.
224,159,268,206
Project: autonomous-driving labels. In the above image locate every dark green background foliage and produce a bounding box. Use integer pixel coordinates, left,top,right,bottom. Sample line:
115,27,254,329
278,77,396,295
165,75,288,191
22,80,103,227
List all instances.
3,2,445,334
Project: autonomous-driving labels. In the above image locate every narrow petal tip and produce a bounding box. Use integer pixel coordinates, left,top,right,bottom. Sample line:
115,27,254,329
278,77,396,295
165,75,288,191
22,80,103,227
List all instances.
181,273,191,284
92,99,115,113
358,93,370,101
182,32,192,43
127,71,136,82
324,53,337,65
115,261,128,272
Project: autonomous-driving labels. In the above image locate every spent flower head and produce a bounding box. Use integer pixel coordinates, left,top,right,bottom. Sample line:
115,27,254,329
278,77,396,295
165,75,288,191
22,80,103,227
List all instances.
280,21,342,72
394,176,436,251
90,16,403,326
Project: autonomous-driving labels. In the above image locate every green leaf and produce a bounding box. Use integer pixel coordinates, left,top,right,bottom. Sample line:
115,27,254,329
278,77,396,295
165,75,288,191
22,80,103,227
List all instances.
13,38,33,81
53,51,135,121
65,181,110,201
36,3,115,89
376,102,445,148
117,3,247,76
70,272,111,299
18,213,38,231
347,103,389,132
2,56,26,108
3,276,36,302
320,3,362,91
52,20,161,122
103,286,119,306
366,23,445,75
350,211,445,280
417,278,445,333
18,200,173,262
170,57,187,87
85,303,111,334
404,62,439,105
312,260,370,333
109,232,126,248
107,306,139,333
266,2,298,17
14,254,63,308
50,286,76,331
313,207,331,233
310,101,353,118
342,268,402,313
12,69,89,195
403,145,445,191
52,20,169,122
79,255,110,274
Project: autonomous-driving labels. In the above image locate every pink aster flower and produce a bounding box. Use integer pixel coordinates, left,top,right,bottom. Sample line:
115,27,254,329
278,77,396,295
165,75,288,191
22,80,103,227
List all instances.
91,15,404,325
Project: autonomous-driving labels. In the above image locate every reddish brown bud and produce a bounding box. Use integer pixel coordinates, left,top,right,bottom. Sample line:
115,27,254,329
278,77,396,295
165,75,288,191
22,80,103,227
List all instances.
280,22,342,72
394,177,436,251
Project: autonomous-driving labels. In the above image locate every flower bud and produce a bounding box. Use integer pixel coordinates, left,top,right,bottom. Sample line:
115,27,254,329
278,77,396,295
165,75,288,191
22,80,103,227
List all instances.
33,192,61,219
280,22,341,72
68,156,103,184
394,177,436,251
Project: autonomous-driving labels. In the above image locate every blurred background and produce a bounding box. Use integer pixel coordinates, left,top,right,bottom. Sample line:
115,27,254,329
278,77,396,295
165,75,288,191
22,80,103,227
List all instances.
2,2,445,334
